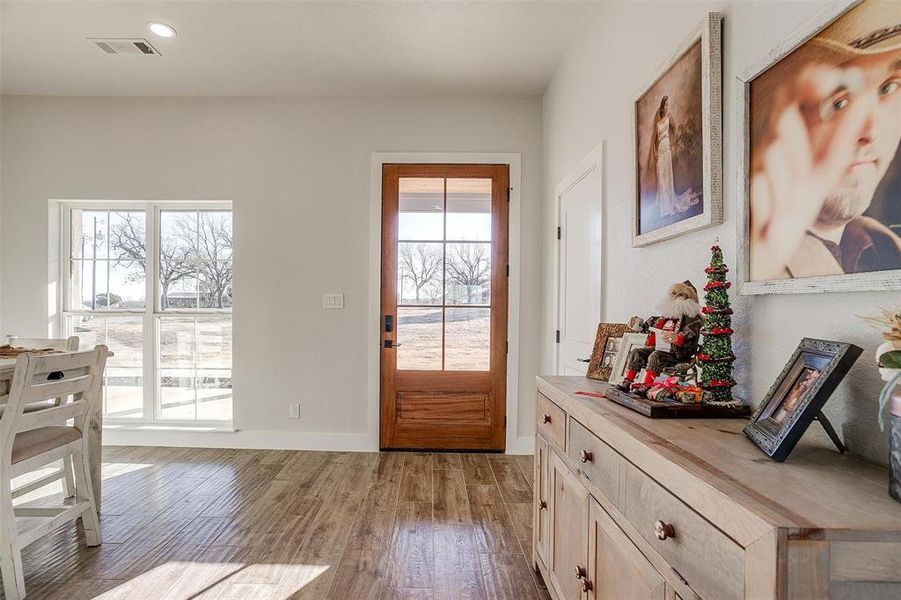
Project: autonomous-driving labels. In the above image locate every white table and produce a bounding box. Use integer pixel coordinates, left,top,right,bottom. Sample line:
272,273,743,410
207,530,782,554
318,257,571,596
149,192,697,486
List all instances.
0,355,105,511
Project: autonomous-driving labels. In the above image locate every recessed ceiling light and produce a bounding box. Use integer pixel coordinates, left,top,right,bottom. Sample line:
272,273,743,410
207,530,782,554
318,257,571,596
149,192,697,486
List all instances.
147,21,176,38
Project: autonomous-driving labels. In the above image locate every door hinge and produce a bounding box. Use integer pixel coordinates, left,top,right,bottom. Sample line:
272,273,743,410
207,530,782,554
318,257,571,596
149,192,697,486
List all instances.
505,340,509,354
504,415,507,428
556,330,560,343
506,264,510,277
556,226,561,240
507,186,512,201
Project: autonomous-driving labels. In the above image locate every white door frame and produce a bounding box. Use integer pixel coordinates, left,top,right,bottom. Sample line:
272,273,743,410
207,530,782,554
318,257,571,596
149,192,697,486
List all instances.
368,152,525,453
553,141,604,375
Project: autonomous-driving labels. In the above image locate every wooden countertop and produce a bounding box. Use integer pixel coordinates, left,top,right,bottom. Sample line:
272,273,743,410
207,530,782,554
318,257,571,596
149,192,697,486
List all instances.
537,375,901,547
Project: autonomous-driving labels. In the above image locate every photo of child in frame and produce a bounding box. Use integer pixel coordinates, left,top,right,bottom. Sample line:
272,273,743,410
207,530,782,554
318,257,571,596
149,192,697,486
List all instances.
757,352,830,426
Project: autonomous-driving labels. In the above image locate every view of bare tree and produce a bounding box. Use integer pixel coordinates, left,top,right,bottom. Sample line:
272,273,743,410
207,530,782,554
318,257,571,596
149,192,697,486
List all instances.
398,243,443,303
108,211,233,309
446,243,490,303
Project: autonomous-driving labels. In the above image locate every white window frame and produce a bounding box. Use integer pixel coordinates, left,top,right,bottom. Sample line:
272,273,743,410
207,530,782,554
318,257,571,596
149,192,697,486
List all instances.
59,200,233,428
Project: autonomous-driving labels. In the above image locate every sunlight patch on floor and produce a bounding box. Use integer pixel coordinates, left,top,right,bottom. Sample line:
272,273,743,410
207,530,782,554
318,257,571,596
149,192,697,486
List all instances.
92,561,331,599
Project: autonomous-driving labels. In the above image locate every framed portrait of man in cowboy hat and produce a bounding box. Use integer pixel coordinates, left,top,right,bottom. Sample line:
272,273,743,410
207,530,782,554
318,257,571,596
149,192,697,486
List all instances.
738,0,901,295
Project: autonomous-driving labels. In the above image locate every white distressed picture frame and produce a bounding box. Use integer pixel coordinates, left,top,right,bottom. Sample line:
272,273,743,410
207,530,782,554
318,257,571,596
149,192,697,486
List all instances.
736,0,901,295
608,332,648,386
632,12,723,248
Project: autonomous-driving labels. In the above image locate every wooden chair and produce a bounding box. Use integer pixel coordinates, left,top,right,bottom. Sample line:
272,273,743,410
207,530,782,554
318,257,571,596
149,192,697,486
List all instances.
2,336,81,501
0,347,107,600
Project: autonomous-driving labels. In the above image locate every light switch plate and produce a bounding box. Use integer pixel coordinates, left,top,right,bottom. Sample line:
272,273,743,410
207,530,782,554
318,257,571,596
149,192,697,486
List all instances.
322,293,344,309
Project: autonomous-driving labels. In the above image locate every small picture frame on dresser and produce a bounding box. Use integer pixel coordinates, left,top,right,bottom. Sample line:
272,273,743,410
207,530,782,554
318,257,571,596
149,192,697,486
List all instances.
744,338,862,462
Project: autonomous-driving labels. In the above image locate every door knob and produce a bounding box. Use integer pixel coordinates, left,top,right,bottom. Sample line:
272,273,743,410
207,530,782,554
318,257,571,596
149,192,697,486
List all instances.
579,449,593,463
577,358,590,363
537,500,547,510
542,414,552,424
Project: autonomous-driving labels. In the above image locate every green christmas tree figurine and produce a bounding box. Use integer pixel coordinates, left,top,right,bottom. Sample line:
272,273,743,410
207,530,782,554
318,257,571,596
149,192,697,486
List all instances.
697,242,737,405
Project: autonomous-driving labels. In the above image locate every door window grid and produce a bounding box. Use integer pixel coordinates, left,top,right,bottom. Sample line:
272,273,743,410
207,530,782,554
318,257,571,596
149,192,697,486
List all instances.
62,203,233,425
396,178,492,372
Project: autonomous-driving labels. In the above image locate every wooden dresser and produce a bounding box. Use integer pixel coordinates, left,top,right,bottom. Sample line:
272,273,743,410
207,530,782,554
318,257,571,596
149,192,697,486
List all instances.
533,376,901,600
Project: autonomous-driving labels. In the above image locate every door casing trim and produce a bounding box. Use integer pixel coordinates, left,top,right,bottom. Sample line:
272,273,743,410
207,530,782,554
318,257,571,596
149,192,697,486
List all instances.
369,152,523,453
552,141,604,376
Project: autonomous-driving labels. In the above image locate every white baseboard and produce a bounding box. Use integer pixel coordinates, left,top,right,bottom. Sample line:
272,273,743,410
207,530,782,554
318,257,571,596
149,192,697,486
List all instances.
103,428,376,452
104,428,536,455
506,436,536,455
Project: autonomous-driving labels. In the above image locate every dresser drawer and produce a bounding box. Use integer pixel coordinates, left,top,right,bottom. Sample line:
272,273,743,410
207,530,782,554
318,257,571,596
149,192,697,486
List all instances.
536,393,566,449
567,418,620,506
622,462,743,600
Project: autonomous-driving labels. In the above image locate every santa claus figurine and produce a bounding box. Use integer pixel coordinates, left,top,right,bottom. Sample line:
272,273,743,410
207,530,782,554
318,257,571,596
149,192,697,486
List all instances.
615,281,702,395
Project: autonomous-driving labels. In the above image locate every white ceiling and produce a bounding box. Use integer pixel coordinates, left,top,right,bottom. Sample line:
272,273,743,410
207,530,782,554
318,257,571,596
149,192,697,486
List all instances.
0,0,594,96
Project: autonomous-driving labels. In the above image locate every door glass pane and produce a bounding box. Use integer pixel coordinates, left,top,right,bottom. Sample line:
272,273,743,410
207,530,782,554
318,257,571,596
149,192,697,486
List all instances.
397,307,442,370
397,242,443,305
445,308,490,371
446,178,491,241
399,178,444,241
445,242,491,305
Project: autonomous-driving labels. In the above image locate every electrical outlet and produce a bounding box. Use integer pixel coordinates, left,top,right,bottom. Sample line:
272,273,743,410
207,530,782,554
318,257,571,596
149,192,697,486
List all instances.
289,403,300,419
322,293,344,309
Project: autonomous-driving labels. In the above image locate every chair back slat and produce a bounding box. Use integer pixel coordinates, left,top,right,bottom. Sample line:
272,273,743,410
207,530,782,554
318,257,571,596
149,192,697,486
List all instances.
0,346,107,466
25,374,92,405
16,401,86,433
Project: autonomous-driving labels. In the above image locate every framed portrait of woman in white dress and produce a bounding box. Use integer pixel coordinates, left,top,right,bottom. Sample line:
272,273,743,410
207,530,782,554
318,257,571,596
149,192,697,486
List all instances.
632,13,723,247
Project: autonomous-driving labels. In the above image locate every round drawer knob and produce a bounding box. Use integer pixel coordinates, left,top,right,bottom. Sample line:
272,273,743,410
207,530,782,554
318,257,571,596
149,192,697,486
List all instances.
654,520,676,541
579,449,593,463
538,500,547,510
574,565,587,580
542,414,552,424
581,578,593,593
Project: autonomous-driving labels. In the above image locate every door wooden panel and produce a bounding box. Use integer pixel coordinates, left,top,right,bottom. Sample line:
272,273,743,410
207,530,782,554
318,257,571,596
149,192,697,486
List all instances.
380,164,509,450
588,497,667,600
549,451,590,600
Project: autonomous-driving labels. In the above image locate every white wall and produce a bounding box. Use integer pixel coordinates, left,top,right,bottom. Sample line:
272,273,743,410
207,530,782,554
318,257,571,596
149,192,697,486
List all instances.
0,94,543,450
543,0,897,466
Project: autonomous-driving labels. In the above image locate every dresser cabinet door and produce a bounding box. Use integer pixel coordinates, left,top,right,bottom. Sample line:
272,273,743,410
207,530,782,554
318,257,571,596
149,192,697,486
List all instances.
549,451,590,600
588,497,667,600
534,434,551,566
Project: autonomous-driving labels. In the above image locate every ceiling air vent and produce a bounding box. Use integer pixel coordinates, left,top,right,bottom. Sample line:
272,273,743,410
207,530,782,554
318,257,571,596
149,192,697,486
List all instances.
89,38,160,56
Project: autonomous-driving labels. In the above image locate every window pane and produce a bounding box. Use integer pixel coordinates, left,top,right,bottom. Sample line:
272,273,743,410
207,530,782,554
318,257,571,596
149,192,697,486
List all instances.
196,370,232,421
109,260,146,309
70,259,109,310
446,179,491,241
199,212,233,261
160,370,196,420
445,242,491,305
106,368,143,419
196,318,232,369
397,243,443,305
67,315,144,420
163,275,199,310
399,178,444,241
72,209,108,260
159,317,195,369
109,211,146,261
198,261,233,309
445,308,490,371
397,307,442,370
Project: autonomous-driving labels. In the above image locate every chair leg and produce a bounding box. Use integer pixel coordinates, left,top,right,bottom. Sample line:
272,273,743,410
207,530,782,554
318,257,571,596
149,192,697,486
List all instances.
62,456,76,498
0,479,27,599
72,447,101,547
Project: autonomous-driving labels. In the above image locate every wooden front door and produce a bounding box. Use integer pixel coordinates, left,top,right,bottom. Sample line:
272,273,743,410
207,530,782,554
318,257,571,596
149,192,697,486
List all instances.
380,164,509,450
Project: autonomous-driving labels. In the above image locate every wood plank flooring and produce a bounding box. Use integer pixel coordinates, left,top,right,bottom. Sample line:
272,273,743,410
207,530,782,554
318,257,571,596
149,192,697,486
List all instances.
3,447,548,600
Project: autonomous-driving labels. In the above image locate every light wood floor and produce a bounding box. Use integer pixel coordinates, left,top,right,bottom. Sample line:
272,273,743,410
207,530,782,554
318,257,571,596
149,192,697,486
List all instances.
4,446,548,600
